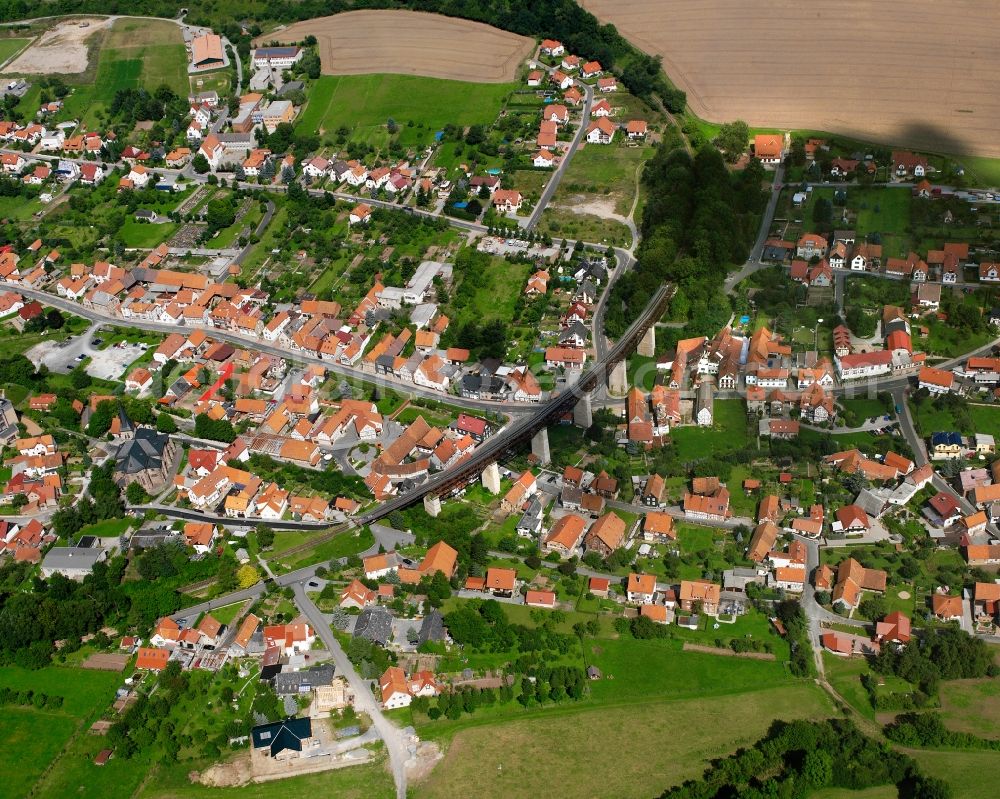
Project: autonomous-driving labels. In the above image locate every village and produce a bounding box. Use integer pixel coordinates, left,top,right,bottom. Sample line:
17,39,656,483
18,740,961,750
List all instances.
0,10,999,799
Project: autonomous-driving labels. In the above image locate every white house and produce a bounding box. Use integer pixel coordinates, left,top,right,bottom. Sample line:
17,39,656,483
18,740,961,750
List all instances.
127,165,151,188
379,667,412,709
302,156,329,179
533,149,556,168
39,130,64,151
585,118,616,144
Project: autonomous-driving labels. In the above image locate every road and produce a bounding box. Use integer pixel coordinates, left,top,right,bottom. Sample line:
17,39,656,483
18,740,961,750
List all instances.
723,164,786,294
10,285,537,416
293,584,409,799
795,535,865,677
525,72,594,230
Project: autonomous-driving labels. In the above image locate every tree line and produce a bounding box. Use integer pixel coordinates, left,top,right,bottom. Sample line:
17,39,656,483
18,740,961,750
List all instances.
659,718,952,799
605,145,767,342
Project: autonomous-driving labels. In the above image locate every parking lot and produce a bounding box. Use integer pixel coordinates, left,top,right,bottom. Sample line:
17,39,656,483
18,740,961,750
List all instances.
87,342,147,380
26,326,147,379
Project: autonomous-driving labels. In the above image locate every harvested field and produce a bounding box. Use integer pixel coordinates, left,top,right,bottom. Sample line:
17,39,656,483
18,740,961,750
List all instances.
81,653,130,671
579,0,1000,157
258,10,533,83
2,17,112,75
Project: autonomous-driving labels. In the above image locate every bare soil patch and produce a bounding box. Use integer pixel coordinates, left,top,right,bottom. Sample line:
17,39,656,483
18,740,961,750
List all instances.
2,17,112,75
258,10,533,83
81,652,130,671
580,0,1000,157
682,642,776,660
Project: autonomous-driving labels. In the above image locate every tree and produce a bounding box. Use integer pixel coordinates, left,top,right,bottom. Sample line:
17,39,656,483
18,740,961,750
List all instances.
236,565,259,589
155,413,177,433
802,750,832,787
194,414,236,442
812,197,834,230
714,120,749,162
192,153,210,174
125,482,149,505
255,525,274,549
205,198,236,230
70,367,92,389
45,309,64,329
858,594,889,621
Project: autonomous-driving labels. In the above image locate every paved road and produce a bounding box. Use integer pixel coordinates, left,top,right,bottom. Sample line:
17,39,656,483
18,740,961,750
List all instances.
293,584,408,799
525,72,594,230
796,536,861,676
11,285,537,415
723,164,786,294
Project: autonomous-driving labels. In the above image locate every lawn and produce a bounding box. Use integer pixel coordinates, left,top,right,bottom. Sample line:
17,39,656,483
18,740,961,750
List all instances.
956,154,1000,188
810,788,896,799
448,255,530,330
271,527,375,572
839,396,891,421
119,220,179,248
0,37,28,65
76,518,133,539
671,399,752,461
298,74,514,145
62,19,187,127
970,404,1000,440
413,683,832,799
207,601,244,626
852,187,911,237
0,192,44,220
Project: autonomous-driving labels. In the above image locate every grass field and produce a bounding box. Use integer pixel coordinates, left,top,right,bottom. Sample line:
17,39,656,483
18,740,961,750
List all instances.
6,710,78,799
555,142,651,216
537,207,633,247
822,652,876,719
0,666,121,799
0,192,44,220
414,684,832,799
140,757,397,798
450,256,531,330
76,518,132,539
0,37,29,65
671,399,752,461
207,602,244,626
119,220,179,248
939,677,1000,739
298,74,514,146
811,788,896,799
852,187,911,237
907,748,1000,799
908,398,1000,438
63,20,186,127
586,637,792,703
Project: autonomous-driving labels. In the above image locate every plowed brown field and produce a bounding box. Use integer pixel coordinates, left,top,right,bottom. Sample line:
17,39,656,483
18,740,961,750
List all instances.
258,10,534,83
580,0,1000,156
